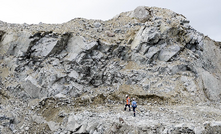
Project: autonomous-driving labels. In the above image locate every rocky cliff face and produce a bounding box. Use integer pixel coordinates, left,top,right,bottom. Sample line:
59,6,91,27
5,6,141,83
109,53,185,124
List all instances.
1,6,221,134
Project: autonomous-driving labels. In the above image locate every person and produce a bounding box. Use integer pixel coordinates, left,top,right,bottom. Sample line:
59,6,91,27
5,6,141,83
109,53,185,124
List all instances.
132,98,137,117
124,95,131,111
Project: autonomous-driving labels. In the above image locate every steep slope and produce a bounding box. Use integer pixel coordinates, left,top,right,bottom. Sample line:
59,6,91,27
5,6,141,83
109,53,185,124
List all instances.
1,6,221,133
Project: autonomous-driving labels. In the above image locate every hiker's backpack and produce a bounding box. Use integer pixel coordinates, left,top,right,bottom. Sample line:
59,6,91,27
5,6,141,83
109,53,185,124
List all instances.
132,101,137,108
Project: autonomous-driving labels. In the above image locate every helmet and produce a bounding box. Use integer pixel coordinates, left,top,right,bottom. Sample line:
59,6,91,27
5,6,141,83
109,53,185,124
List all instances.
126,95,128,97
133,98,135,100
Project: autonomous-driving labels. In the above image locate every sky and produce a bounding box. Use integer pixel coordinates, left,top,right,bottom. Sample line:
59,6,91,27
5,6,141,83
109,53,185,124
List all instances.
1,0,220,41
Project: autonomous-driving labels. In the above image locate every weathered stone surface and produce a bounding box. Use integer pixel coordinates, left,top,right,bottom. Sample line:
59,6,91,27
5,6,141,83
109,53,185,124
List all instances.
47,121,59,131
145,46,160,59
64,36,98,61
64,36,86,61
202,121,221,134
158,44,181,61
0,31,32,57
129,6,151,22
0,5,221,134
142,27,161,44
94,22,101,28
66,114,81,132
200,70,221,101
21,79,41,99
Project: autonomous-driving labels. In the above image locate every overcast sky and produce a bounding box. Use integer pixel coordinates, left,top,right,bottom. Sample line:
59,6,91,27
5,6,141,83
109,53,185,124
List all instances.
1,0,220,41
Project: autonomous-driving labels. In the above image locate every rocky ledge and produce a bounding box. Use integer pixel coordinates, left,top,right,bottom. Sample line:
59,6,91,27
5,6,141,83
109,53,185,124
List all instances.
1,6,221,134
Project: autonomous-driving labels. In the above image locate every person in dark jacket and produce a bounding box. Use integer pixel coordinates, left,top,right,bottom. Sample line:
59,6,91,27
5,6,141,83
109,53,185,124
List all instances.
131,98,137,117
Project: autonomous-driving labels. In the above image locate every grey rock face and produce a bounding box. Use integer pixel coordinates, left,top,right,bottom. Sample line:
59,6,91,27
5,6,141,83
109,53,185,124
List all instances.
64,36,98,61
0,31,32,57
0,6,221,134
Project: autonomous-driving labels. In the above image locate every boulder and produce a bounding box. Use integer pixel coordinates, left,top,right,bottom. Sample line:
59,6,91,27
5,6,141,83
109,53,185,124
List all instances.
131,26,145,50
47,121,60,131
21,78,41,99
200,70,221,101
145,46,160,59
86,122,99,133
66,114,81,132
158,44,181,61
141,27,160,44
94,22,101,28
75,123,88,133
68,70,79,79
129,6,151,22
